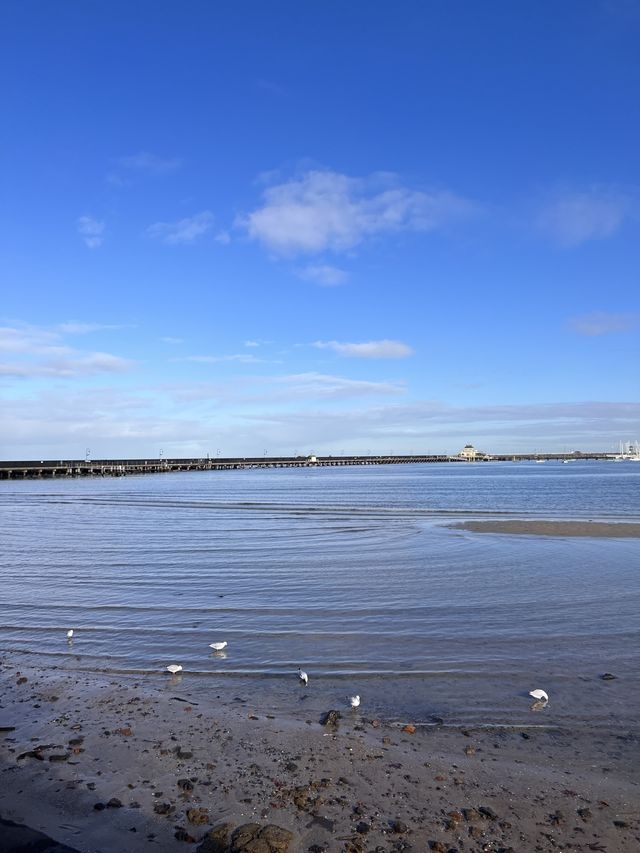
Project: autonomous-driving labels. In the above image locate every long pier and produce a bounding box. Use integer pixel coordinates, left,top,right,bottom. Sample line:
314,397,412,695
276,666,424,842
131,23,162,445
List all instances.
0,452,614,480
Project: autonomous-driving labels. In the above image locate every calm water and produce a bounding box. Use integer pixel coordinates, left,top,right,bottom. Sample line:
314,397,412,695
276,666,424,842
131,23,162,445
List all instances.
1,461,639,728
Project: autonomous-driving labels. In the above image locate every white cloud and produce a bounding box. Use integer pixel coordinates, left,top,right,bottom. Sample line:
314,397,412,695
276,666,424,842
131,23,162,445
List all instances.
118,151,182,174
0,323,134,378
77,216,105,249
537,190,629,247
313,339,414,358
239,169,475,256
297,264,349,286
568,311,640,336
147,211,214,245
160,336,184,345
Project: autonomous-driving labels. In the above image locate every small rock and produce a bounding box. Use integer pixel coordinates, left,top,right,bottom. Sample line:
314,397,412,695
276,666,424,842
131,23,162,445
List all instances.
478,806,498,820
230,822,294,853
402,724,416,734
320,710,341,729
187,807,210,826
153,802,174,815
17,676,28,685
464,745,476,756
577,807,593,822
391,819,409,834
116,727,133,736
613,820,629,828
355,821,370,834
429,842,447,852
600,673,616,680
48,753,70,762
175,828,197,842
196,821,233,853
93,802,106,811
106,798,123,809
285,762,298,772
177,778,194,791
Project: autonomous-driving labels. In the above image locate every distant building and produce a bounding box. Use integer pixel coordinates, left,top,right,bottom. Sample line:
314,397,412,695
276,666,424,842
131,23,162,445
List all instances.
458,443,491,461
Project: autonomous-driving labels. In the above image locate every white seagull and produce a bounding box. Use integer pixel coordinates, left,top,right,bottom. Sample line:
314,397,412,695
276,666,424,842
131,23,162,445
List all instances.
166,664,183,675
349,695,361,709
209,642,228,652
66,629,74,639
529,689,549,703
298,668,308,686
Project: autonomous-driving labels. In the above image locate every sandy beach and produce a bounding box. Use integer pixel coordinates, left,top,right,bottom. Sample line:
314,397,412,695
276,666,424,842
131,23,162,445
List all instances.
1,660,638,853
448,520,640,538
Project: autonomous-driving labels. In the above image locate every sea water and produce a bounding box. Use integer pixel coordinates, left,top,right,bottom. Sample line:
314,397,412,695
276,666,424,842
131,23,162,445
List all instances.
1,461,639,728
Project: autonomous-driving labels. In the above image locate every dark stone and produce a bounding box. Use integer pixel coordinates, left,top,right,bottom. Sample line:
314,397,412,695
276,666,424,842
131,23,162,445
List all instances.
285,762,298,772
93,802,106,811
478,805,498,820
178,778,195,791
600,673,616,680
356,821,370,834
577,807,593,822
188,807,210,826
319,710,341,729
49,753,70,762
613,820,629,828
153,802,174,815
391,820,409,834
106,798,123,808
175,828,197,842
197,822,233,853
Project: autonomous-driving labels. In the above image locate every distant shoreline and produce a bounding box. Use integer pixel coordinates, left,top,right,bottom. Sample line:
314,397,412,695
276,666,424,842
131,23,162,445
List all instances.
450,519,640,537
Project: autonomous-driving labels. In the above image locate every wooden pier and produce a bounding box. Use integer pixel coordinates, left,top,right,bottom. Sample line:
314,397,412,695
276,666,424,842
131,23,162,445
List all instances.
0,452,613,480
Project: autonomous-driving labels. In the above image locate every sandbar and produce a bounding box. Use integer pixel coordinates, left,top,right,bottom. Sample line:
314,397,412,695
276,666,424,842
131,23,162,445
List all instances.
450,519,640,537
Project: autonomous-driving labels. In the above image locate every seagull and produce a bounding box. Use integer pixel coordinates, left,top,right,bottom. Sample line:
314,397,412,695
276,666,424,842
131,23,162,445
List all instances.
529,689,548,703
209,642,228,652
349,695,360,709
166,664,183,675
66,629,74,639
298,668,308,686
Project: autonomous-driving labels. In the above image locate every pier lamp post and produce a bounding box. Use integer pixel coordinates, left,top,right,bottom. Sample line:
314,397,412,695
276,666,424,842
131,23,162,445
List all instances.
85,448,91,463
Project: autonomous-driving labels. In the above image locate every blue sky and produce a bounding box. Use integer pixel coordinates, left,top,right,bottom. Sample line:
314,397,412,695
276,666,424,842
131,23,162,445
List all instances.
1,0,639,458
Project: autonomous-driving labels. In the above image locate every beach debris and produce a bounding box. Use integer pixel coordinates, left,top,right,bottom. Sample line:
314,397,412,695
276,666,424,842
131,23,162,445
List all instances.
600,672,616,680
402,724,417,734
66,629,74,639
298,668,308,685
320,709,341,729
349,695,360,709
529,688,548,703
209,642,228,652
166,664,183,675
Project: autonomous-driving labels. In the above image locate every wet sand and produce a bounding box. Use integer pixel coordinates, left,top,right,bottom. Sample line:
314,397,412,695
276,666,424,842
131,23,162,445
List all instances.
1,660,639,852
449,520,640,538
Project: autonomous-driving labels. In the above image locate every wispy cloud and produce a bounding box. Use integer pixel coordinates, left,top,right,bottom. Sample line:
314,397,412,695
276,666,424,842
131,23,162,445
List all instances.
313,339,414,358
147,211,214,245
0,324,134,379
537,189,629,247
160,336,184,345
239,169,476,256
77,216,105,249
297,264,349,286
58,322,131,335
166,372,405,404
172,353,270,364
568,311,640,336
118,151,182,174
